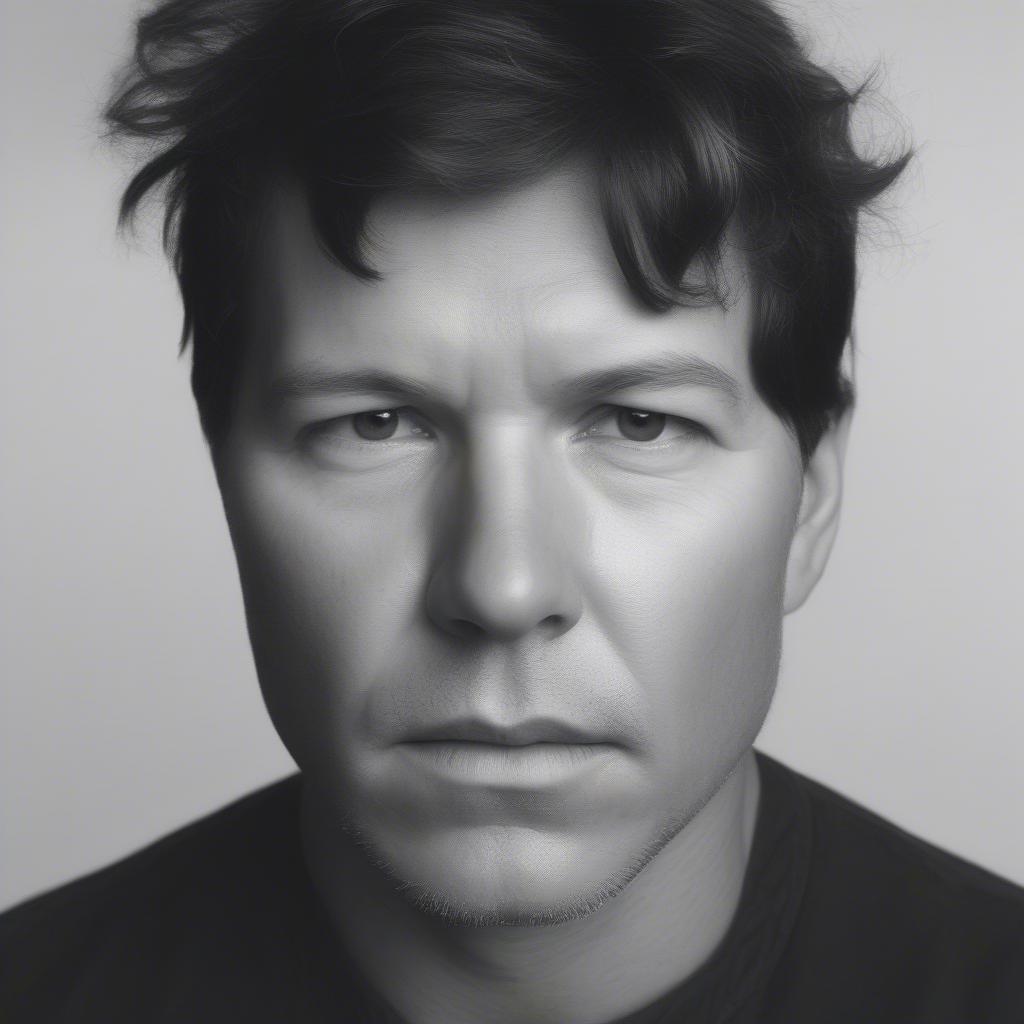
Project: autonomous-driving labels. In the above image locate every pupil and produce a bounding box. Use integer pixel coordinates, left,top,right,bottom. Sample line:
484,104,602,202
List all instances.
617,408,665,441
354,409,399,440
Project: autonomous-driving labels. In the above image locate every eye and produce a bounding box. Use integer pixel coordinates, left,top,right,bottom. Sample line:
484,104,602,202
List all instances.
302,407,434,448
579,406,711,445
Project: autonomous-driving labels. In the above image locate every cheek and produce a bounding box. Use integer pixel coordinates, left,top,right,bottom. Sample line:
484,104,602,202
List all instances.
219,453,431,767
585,451,799,772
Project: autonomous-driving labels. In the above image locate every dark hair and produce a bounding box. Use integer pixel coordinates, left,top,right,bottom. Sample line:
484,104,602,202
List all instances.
105,0,909,459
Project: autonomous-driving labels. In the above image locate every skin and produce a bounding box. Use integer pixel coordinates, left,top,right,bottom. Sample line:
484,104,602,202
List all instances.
215,166,849,1024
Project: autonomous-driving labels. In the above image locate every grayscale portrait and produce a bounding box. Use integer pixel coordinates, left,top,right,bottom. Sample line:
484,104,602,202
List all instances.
2,0,1022,1020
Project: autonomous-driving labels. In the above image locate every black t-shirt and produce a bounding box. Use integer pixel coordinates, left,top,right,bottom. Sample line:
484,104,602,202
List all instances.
2,751,1022,1022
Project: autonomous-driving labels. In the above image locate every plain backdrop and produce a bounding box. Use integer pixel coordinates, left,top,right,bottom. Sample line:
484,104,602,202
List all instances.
2,0,1022,911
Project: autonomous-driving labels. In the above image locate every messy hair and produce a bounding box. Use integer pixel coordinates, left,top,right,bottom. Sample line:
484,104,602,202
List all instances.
105,0,909,458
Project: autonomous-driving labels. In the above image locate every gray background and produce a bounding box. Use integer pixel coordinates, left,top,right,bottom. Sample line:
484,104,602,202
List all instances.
2,0,1022,910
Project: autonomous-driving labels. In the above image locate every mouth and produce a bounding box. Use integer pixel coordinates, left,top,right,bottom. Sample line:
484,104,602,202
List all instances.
402,716,608,747
398,717,617,787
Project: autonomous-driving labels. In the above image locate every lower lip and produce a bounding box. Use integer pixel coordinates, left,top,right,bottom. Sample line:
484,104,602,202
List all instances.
399,741,613,786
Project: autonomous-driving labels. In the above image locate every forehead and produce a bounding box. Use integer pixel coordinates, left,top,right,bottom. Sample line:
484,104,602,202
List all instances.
249,168,754,406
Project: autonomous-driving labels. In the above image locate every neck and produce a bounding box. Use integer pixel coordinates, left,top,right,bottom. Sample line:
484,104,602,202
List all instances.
302,749,761,1024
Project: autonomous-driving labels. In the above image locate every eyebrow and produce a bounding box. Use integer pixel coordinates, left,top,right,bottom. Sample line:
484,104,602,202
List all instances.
269,353,743,409
269,369,432,405
552,353,744,409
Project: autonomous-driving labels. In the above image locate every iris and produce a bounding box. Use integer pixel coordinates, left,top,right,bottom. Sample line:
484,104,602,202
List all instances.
617,409,666,442
353,410,400,440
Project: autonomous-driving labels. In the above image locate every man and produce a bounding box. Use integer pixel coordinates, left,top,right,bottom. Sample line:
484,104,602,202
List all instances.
2,0,1022,1020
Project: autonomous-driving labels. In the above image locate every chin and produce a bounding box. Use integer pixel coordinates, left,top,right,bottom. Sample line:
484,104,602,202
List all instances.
356,819,684,928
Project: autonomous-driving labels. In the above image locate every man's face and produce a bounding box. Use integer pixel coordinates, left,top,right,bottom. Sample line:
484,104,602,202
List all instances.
217,169,808,923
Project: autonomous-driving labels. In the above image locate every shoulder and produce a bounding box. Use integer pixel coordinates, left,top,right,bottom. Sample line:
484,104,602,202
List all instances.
0,776,314,1022
759,753,1024,1022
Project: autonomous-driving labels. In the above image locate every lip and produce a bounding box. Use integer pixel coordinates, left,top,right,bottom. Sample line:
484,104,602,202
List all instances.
398,739,614,787
402,716,607,747
398,717,621,787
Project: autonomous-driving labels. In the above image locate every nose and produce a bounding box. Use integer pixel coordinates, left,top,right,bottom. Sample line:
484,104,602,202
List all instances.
425,423,583,642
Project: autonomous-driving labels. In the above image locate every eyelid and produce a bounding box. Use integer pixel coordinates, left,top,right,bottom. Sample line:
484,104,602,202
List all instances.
302,406,435,442
575,404,713,443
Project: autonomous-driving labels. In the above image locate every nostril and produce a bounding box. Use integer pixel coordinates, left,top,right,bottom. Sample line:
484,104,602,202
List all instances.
449,617,487,641
539,613,570,636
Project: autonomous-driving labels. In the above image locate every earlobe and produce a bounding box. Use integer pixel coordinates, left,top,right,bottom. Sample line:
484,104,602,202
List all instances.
783,408,853,615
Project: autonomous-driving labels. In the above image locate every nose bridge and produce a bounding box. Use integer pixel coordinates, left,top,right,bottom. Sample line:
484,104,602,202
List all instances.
427,417,582,641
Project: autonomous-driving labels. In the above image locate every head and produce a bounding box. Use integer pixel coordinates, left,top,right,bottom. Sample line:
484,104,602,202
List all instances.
107,0,907,925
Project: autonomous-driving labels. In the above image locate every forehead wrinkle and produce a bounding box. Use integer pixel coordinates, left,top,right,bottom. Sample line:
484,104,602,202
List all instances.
261,176,753,419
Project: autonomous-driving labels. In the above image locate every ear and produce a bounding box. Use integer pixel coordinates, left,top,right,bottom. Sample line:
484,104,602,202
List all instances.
783,407,853,615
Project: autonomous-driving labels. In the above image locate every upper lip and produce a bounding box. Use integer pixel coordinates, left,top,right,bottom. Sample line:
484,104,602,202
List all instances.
403,717,606,747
